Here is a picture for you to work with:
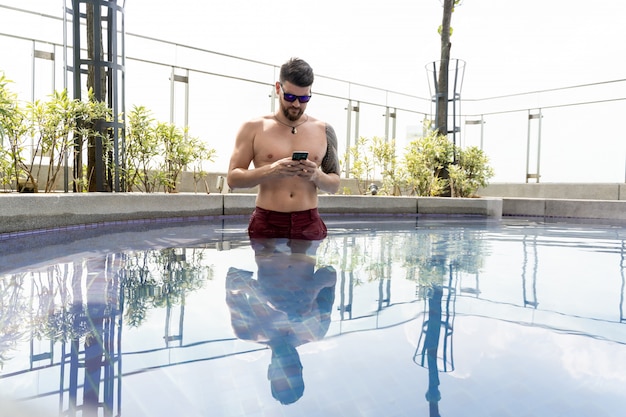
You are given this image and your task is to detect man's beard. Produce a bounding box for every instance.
[282,105,303,122]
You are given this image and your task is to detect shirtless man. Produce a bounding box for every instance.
[227,58,341,240]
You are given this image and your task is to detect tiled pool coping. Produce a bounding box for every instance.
[2,193,626,237]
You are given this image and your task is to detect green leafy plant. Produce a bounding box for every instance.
[0,73,28,191]
[125,106,216,193]
[344,136,374,194]
[125,106,161,192]
[401,129,454,196]
[1,77,111,192]
[158,122,215,193]
[346,130,494,197]
[0,149,14,191]
[28,90,111,192]
[370,136,404,196]
[346,136,408,196]
[448,146,494,197]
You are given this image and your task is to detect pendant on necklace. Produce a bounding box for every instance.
[292,127,297,134]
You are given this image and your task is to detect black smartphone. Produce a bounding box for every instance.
[292,151,308,161]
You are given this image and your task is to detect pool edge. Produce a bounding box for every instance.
[2,193,626,236]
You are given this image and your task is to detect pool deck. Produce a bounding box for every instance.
[2,192,626,236]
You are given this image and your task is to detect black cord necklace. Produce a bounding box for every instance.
[274,115,308,134]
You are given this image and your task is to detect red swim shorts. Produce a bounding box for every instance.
[247,207,328,240]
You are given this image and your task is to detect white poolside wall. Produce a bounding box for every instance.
[0,193,503,235]
[2,191,626,236]
[2,170,626,235]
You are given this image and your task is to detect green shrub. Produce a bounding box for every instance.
[351,129,494,197]
[0,73,27,191]
[125,106,216,193]
[1,74,113,192]
[448,146,494,197]
[402,130,454,196]
[344,136,374,194]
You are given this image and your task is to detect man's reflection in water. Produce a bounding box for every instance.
[226,238,337,404]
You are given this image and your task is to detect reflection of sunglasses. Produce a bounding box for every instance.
[280,84,312,103]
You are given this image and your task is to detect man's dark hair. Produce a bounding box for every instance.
[279,57,314,87]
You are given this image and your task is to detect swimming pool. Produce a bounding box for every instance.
[1,215,625,416]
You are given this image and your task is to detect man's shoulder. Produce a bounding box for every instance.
[237,115,274,136]
[306,116,334,131]
[306,115,323,125]
[242,114,272,126]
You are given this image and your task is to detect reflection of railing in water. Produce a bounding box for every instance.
[3,218,626,414]
[10,337,265,408]
[4,335,250,380]
[414,274,457,374]
[59,303,122,416]
[412,265,458,417]
[2,258,248,417]
[621,240,626,324]
[488,225,626,328]
[326,223,626,334]
[521,234,539,308]
[0,246,216,415]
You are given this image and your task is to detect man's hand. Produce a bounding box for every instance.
[273,157,315,178]
[269,156,339,194]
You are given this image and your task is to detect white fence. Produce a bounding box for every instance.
[1,3,625,183]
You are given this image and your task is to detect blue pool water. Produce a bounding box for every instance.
[0,215,625,416]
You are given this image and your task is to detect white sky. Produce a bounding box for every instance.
[6,0,617,97]
[1,0,626,182]
[121,0,626,97]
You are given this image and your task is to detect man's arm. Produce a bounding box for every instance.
[311,124,341,194]
[227,121,276,190]
[322,124,341,176]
